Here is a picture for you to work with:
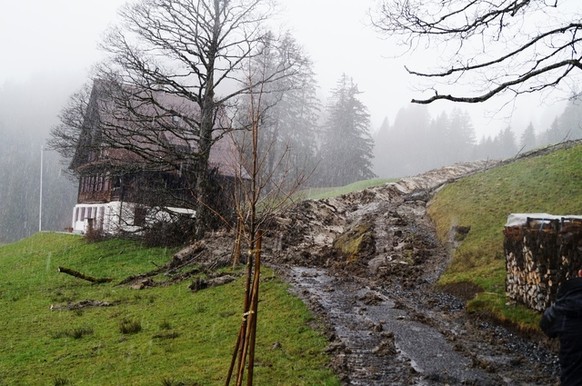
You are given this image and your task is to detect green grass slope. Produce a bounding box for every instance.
[428,143,582,330]
[0,233,338,386]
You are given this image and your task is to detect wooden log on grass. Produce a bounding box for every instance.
[57,266,113,284]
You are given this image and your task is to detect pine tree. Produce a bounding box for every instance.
[373,117,391,177]
[428,111,450,168]
[377,104,431,178]
[541,99,582,146]
[258,34,320,186]
[445,109,476,163]
[491,127,518,159]
[520,122,537,152]
[317,74,375,186]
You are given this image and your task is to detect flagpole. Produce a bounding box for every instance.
[39,145,43,232]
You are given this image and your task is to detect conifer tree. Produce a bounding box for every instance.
[317,74,375,186]
[520,122,537,152]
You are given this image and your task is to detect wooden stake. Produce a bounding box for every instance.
[226,232,263,386]
[247,231,262,386]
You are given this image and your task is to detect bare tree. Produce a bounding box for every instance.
[48,84,92,164]
[51,0,305,239]
[101,0,274,239]
[226,43,311,386]
[372,1,582,104]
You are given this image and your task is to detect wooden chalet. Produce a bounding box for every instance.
[70,79,244,234]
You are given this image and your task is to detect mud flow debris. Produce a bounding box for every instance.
[267,162,559,385]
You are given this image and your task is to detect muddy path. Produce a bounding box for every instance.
[284,265,558,385]
[266,161,560,385]
[288,267,491,385]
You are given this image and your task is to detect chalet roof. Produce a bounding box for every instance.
[72,79,246,179]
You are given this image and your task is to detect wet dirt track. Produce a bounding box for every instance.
[290,267,492,385]
[286,264,558,385]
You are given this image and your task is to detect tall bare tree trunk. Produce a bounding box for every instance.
[194,1,219,239]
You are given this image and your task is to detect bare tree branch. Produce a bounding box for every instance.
[373,0,582,103]
[413,58,582,103]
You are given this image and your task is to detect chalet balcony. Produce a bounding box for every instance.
[78,188,122,204]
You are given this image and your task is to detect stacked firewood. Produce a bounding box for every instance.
[504,214,582,311]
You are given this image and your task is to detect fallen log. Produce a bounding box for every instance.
[57,266,113,284]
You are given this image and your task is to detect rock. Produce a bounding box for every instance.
[368,255,391,274]
[131,278,154,290]
[271,341,282,350]
[358,291,384,305]
[50,299,118,311]
[209,274,236,287]
[332,221,375,263]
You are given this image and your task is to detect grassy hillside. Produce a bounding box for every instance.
[428,143,582,330]
[0,233,338,385]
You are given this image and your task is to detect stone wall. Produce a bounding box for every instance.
[504,214,582,311]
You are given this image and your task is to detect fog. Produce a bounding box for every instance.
[0,0,574,243]
[0,75,80,242]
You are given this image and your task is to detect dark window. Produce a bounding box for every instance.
[82,176,89,193]
[113,176,121,189]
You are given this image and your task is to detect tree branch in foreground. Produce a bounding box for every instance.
[373,0,582,104]
[411,59,582,104]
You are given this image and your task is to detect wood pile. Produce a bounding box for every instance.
[504,214,582,311]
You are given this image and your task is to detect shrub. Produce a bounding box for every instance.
[119,318,142,334]
[142,216,196,247]
[52,326,94,340]
[53,377,71,386]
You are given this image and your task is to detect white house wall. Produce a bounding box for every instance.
[71,201,195,234]
[72,201,123,234]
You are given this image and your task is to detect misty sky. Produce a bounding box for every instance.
[0,0,566,138]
